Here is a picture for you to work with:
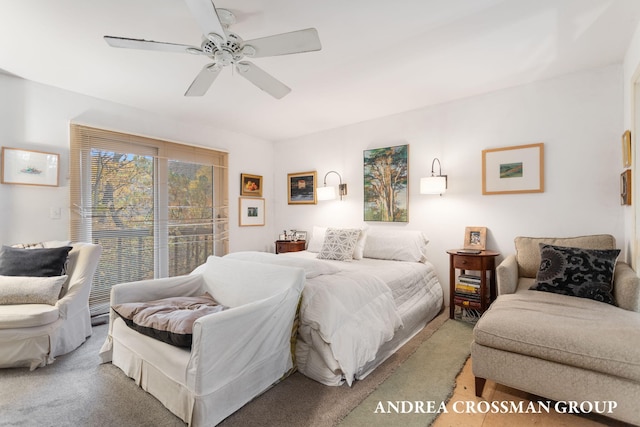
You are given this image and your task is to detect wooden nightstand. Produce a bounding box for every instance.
[446,249,499,319]
[275,240,306,254]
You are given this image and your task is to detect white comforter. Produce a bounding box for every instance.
[224,251,403,386]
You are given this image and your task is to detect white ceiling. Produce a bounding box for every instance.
[1,0,640,141]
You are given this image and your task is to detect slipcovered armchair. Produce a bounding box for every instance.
[0,242,102,370]
[472,235,640,425]
[99,255,305,427]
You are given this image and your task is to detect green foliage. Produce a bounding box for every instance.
[89,151,215,304]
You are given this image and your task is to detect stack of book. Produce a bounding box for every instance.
[454,274,482,309]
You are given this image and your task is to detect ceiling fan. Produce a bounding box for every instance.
[104,0,321,99]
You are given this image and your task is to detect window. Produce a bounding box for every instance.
[70,124,228,319]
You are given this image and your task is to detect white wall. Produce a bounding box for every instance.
[273,65,625,303]
[0,72,276,252]
[623,20,640,270]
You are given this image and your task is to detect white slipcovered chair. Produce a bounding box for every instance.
[0,242,102,370]
[99,255,306,427]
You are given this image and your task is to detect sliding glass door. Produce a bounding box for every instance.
[70,125,228,318]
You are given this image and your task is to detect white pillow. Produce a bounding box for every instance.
[352,226,369,260]
[306,226,327,253]
[0,275,68,305]
[363,228,429,262]
[317,228,361,261]
[12,240,72,249]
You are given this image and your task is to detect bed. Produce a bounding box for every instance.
[225,226,443,386]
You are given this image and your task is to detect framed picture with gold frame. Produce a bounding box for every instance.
[621,170,632,206]
[463,226,487,250]
[1,147,59,187]
[240,173,262,197]
[622,130,632,168]
[287,171,317,204]
[239,197,265,226]
[482,143,544,195]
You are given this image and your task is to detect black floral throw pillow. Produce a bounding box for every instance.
[529,244,620,305]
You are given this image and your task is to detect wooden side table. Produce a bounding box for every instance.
[275,240,306,254]
[446,249,500,319]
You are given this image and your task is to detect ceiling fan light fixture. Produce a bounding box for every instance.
[206,32,225,47]
[214,50,234,65]
[216,8,236,27]
[207,63,222,72]
[104,0,321,98]
[242,45,256,57]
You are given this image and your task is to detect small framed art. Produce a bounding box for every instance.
[622,130,632,168]
[241,173,263,197]
[287,171,317,204]
[482,143,544,195]
[1,147,59,187]
[621,170,632,206]
[239,197,265,226]
[464,226,487,250]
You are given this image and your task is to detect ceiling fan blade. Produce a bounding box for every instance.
[184,63,223,96]
[104,36,200,54]
[236,61,291,99]
[244,28,321,58]
[184,0,228,43]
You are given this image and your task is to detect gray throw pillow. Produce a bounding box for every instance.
[316,228,361,261]
[530,244,620,305]
[0,246,72,277]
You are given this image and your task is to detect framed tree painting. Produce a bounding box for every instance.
[482,143,544,195]
[287,171,317,204]
[363,144,409,222]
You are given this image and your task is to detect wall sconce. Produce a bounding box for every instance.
[420,158,447,195]
[317,170,347,201]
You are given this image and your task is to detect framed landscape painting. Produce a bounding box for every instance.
[363,144,408,222]
[482,143,544,195]
[1,147,59,187]
[287,171,317,204]
[238,197,265,226]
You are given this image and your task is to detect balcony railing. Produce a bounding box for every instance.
[89,226,228,317]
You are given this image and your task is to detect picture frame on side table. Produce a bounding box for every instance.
[239,197,265,226]
[621,170,632,206]
[287,171,317,204]
[240,173,263,197]
[1,147,60,187]
[463,226,487,250]
[622,130,632,168]
[482,143,544,195]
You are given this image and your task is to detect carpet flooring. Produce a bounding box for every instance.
[0,311,474,427]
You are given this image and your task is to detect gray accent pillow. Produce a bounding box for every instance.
[112,293,227,347]
[530,244,620,305]
[316,228,361,261]
[0,275,68,305]
[0,246,72,277]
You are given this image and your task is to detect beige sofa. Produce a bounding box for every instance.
[471,235,640,426]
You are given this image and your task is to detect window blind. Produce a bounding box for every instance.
[70,124,229,318]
